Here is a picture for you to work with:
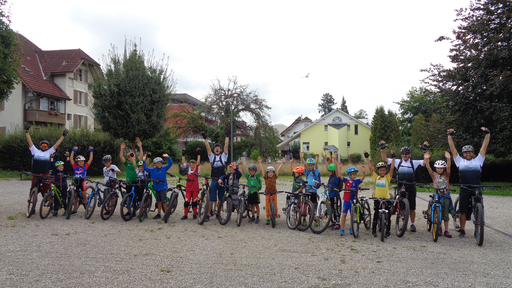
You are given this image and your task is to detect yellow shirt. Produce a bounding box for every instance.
[372,172,391,199]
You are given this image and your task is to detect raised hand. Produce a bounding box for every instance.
[481,127,490,134]
[281,157,286,163]
[424,151,431,159]
[258,157,262,163]
[163,153,169,158]
[136,138,142,147]
[447,128,456,136]
[379,140,388,149]
[62,129,69,137]
[120,142,125,150]
[300,152,304,159]
[361,165,366,172]
[290,158,294,164]
[240,158,244,164]
[444,151,451,159]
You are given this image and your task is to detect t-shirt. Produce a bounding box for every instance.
[292,175,305,193]
[208,152,228,178]
[454,154,485,186]
[103,164,120,184]
[124,160,137,182]
[264,174,278,193]
[143,157,173,191]
[186,165,201,192]
[305,168,321,193]
[327,174,342,198]
[29,145,56,174]
[72,163,90,178]
[245,172,261,194]
[341,178,362,202]
[388,158,424,182]
[372,172,391,199]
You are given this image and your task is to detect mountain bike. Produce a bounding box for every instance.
[453,184,500,246]
[27,173,52,218]
[120,179,154,222]
[391,179,414,237]
[39,175,70,219]
[66,176,88,220]
[285,189,314,231]
[138,178,164,222]
[84,179,107,220]
[237,184,258,225]
[421,185,455,242]
[310,181,333,234]
[217,182,241,225]
[259,191,282,228]
[347,187,371,239]
[370,197,394,242]
[195,175,217,225]
[99,178,124,220]
[163,173,193,223]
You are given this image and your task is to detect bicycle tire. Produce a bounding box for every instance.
[120,194,136,222]
[27,187,38,218]
[380,213,386,242]
[197,189,210,225]
[270,200,277,228]
[237,197,245,227]
[100,193,117,220]
[39,192,53,219]
[66,188,75,220]
[163,191,178,223]
[427,200,433,232]
[351,204,359,238]
[139,192,151,223]
[311,201,331,234]
[297,199,314,232]
[362,199,371,230]
[218,196,232,225]
[453,196,461,232]
[286,204,300,230]
[432,205,440,242]
[395,198,410,237]
[475,203,484,246]
[85,192,98,220]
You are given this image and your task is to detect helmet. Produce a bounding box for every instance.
[229,163,238,169]
[376,162,387,169]
[400,147,412,154]
[462,145,474,152]
[55,161,64,167]
[346,167,359,174]
[213,143,222,149]
[248,164,257,171]
[179,163,189,176]
[39,140,50,147]
[293,166,305,174]
[327,164,336,172]
[75,155,86,161]
[137,161,143,166]
[102,155,112,164]
[266,166,275,172]
[153,157,163,164]
[434,160,447,168]
[306,158,316,164]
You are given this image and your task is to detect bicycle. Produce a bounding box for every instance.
[259,191,282,228]
[27,173,52,218]
[163,173,194,223]
[99,178,124,220]
[237,183,258,226]
[310,181,333,234]
[84,179,107,220]
[346,187,371,239]
[452,184,500,246]
[421,185,456,242]
[39,173,71,219]
[120,179,153,222]
[65,176,89,220]
[370,197,394,242]
[217,182,241,226]
[195,175,217,225]
[391,179,415,237]
[285,189,314,231]
[138,178,165,222]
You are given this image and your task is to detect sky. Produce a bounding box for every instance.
[10,0,471,126]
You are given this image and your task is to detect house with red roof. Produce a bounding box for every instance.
[0,34,100,134]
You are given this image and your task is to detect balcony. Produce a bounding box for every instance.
[25,109,66,125]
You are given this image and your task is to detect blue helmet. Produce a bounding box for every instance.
[306,157,316,164]
[346,167,359,174]
[55,161,64,167]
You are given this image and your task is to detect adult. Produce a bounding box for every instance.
[25,123,68,215]
[447,127,490,237]
[380,140,428,232]
[202,130,229,221]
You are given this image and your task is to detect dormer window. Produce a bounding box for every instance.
[332,116,342,123]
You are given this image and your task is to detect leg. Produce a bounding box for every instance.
[272,194,278,219]
[265,194,270,218]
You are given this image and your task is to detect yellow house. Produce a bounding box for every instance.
[277,109,371,159]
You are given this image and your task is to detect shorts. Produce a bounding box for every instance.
[155,189,167,202]
[458,188,474,215]
[308,192,318,204]
[248,192,260,205]
[342,200,352,214]
[398,184,417,211]
[441,197,451,222]
[209,181,225,202]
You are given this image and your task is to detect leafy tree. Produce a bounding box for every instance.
[252,121,281,160]
[290,140,300,160]
[369,106,401,158]
[339,96,349,114]
[353,109,368,120]
[0,0,21,102]
[318,93,337,116]
[410,114,427,148]
[92,42,176,148]
[422,0,512,157]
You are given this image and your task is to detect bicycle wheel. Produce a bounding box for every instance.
[197,189,210,225]
[100,193,117,220]
[120,194,136,221]
[475,203,484,246]
[66,188,75,220]
[426,201,433,232]
[297,199,314,232]
[163,191,178,223]
[286,204,300,230]
[311,201,331,234]
[218,197,232,225]
[39,192,53,219]
[452,196,460,232]
[395,198,410,237]
[85,192,98,220]
[139,192,151,222]
[237,197,245,227]
[380,213,386,242]
[351,205,359,238]
[362,199,371,230]
[432,205,440,242]
[27,187,38,218]
[270,200,277,228]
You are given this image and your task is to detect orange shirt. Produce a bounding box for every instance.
[264,174,278,192]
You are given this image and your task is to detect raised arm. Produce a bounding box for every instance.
[389,150,396,176]
[24,124,34,147]
[119,142,126,163]
[258,157,264,176]
[87,146,94,166]
[447,128,458,159]
[424,151,434,176]
[223,136,229,155]
[196,148,201,164]
[379,140,389,163]
[364,150,373,175]
[136,138,144,161]
[70,146,77,166]
[202,132,212,156]
[444,151,451,175]
[314,153,319,169]
[290,158,294,171]
[182,149,187,165]
[480,127,490,157]
[300,151,305,166]
[333,152,340,177]
[240,157,246,175]
[52,129,68,150]
[360,165,366,182]
[275,157,285,177]
[321,153,328,171]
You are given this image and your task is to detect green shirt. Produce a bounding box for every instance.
[124,160,137,182]
[292,175,305,193]
[244,172,261,194]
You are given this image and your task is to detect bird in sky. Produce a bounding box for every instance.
[302,73,310,78]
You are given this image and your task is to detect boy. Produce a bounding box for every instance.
[365,150,396,238]
[424,151,454,238]
[300,152,321,206]
[102,155,121,199]
[240,158,262,224]
[337,162,366,236]
[321,153,342,230]
[218,163,243,215]
[51,151,71,216]
[120,141,141,202]
[259,156,285,225]
[181,148,201,220]
[70,146,94,214]
[142,151,173,219]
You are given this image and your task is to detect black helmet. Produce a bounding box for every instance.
[213,143,222,149]
[102,155,112,164]
[400,147,412,154]
[179,163,189,176]
[39,140,50,146]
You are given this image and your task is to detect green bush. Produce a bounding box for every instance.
[184,141,208,164]
[348,153,363,164]
[250,149,260,161]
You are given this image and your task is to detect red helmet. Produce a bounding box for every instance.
[229,163,238,169]
[293,166,305,174]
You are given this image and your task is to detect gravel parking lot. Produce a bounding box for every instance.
[1,178,511,287]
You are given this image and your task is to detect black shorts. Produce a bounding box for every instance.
[398,184,417,211]
[247,192,260,205]
[458,188,474,216]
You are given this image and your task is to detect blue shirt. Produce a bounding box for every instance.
[143,157,173,191]
[327,174,342,198]
[305,167,321,193]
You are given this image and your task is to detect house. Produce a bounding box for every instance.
[0,34,100,135]
[277,109,371,159]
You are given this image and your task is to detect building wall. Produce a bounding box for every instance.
[61,65,94,130]
[0,82,24,134]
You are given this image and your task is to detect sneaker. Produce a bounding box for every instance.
[444,231,453,238]
[255,218,260,224]
[153,214,161,219]
[181,215,188,220]
[71,209,77,215]
[349,228,353,235]
[53,211,58,217]
[410,224,417,232]
[248,216,255,223]
[62,211,67,217]
[126,211,132,217]
[458,229,466,237]
[193,215,197,220]
[302,220,307,226]
[339,229,345,236]
[273,219,277,226]
[439,228,443,236]
[266,219,270,225]
[372,230,377,237]
[385,231,391,238]
[314,221,320,227]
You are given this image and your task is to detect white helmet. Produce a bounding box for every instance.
[153,157,163,164]
[75,155,86,161]
[266,166,275,172]
[434,160,447,168]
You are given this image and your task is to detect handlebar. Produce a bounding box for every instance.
[166,172,194,182]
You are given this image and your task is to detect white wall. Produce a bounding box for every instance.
[0,82,24,134]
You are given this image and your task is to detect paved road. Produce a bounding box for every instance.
[1,179,511,287]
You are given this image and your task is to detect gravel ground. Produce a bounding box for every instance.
[1,178,512,287]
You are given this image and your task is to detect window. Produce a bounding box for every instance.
[304,123,309,128]
[74,90,88,106]
[324,125,328,131]
[74,114,88,129]
[49,99,65,113]
[355,124,359,135]
[347,125,351,131]
[0,101,4,111]
[333,116,342,122]
[0,127,5,135]
[303,142,310,152]
[25,92,37,109]
[39,97,49,111]
[67,113,73,121]
[347,141,351,148]
[77,69,83,82]
[324,142,328,146]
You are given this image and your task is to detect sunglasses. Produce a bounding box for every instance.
[41,144,48,147]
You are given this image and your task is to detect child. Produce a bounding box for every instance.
[51,151,71,216]
[142,151,172,219]
[424,151,454,238]
[218,163,243,215]
[321,153,342,230]
[337,162,366,236]
[70,146,93,214]
[300,152,321,206]
[290,158,305,195]
[258,156,285,225]
[121,141,141,202]
[240,158,262,224]
[365,150,396,238]
[102,155,121,199]
[181,148,201,220]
